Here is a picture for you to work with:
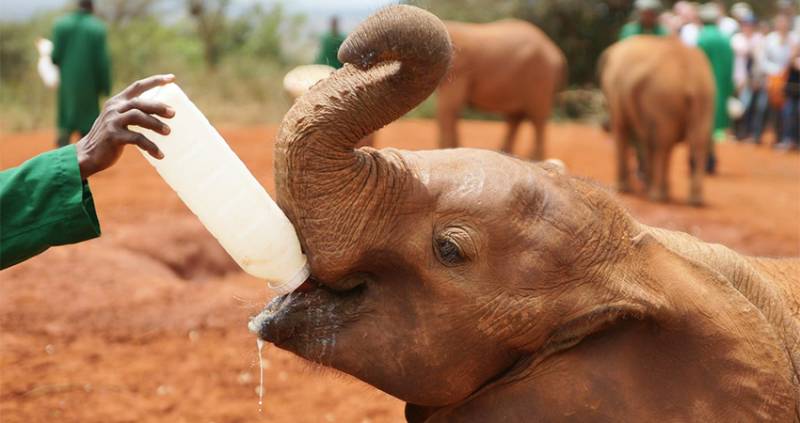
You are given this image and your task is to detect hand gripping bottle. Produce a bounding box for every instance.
[132,83,309,294]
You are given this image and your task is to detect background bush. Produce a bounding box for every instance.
[1,0,781,131]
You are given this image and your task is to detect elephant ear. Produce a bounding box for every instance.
[618,232,768,325]
[608,233,797,418]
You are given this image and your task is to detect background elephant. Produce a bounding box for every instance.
[437,19,566,161]
[600,36,715,206]
[253,6,800,421]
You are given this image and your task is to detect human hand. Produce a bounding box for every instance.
[76,74,176,179]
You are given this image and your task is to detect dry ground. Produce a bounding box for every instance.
[1,120,798,422]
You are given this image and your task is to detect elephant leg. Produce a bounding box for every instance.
[688,136,708,207]
[500,115,523,155]
[530,119,547,161]
[438,109,460,149]
[660,144,673,201]
[647,143,669,203]
[436,80,467,149]
[612,118,632,193]
[638,123,655,192]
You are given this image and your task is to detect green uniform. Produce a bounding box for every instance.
[697,24,735,133]
[315,31,346,69]
[52,10,111,144]
[619,22,667,40]
[0,145,101,269]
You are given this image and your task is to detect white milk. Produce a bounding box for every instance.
[132,83,309,294]
[257,338,266,412]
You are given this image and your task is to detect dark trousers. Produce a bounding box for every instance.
[781,96,800,145]
[735,87,763,140]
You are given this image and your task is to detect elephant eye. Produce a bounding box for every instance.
[435,237,465,266]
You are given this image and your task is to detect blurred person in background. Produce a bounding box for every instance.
[777,42,800,150]
[697,3,735,173]
[315,16,346,69]
[675,1,701,45]
[730,2,754,26]
[619,0,667,40]
[52,0,111,148]
[731,15,766,142]
[759,20,772,37]
[715,1,740,36]
[0,75,174,269]
[758,14,798,146]
[660,10,682,36]
[776,0,799,37]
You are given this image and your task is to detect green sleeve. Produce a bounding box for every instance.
[0,145,101,269]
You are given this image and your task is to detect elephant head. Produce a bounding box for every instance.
[262,3,628,402]
[254,5,799,420]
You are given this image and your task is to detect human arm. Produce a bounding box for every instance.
[0,75,175,269]
[0,145,99,269]
[76,74,175,179]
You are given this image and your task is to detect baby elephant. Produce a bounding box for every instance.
[600,36,715,206]
[438,18,566,160]
[253,6,800,421]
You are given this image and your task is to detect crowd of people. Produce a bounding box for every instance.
[624,0,800,152]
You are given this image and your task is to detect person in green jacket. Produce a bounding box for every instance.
[0,74,176,269]
[619,0,668,40]
[52,0,111,148]
[315,16,346,69]
[697,3,735,174]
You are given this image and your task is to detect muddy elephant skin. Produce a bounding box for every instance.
[255,6,800,422]
[437,19,566,161]
[601,36,715,206]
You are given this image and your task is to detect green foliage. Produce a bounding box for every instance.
[406,0,632,86]
[407,0,781,87]
[0,2,304,132]
[0,12,61,131]
[517,0,632,86]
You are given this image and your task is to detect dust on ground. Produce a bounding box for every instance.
[1,120,798,422]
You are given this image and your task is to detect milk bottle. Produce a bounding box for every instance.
[132,83,309,294]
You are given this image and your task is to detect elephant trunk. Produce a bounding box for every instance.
[274,5,452,280]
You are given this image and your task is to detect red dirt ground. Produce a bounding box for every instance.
[1,120,798,422]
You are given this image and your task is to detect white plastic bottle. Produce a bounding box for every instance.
[132,83,309,294]
[36,38,59,88]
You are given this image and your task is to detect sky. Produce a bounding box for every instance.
[0,0,399,24]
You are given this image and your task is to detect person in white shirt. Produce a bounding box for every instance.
[755,14,799,145]
[675,1,701,45]
[715,1,740,36]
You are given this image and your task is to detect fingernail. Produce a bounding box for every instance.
[156,150,164,159]
[162,125,171,135]
[166,107,175,117]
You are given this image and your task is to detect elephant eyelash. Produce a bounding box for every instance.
[434,237,465,266]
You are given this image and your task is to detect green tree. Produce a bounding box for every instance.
[407,0,780,86]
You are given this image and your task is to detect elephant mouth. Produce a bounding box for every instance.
[249,278,367,352]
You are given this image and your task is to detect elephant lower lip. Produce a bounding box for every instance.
[248,294,303,343]
[248,281,366,345]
